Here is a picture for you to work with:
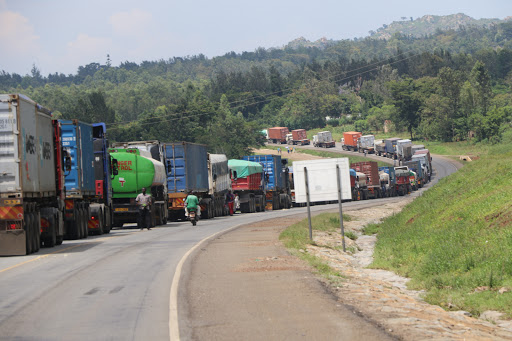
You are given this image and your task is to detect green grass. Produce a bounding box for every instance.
[279,212,352,281]
[371,144,512,317]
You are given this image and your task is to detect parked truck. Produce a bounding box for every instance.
[396,139,413,162]
[375,140,387,157]
[164,142,215,220]
[267,127,289,144]
[403,160,426,188]
[358,134,375,154]
[394,168,412,196]
[89,123,118,235]
[288,129,310,145]
[350,161,382,199]
[228,159,266,213]
[109,144,167,227]
[59,119,98,240]
[384,137,401,159]
[350,169,368,200]
[0,94,73,255]
[313,131,336,148]
[206,153,231,217]
[379,166,397,197]
[243,154,292,210]
[341,131,362,151]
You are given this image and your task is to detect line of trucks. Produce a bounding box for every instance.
[0,94,295,256]
[264,127,336,148]
[0,95,434,256]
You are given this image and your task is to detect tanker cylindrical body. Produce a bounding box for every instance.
[109,148,166,227]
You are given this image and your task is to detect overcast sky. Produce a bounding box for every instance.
[1,0,511,76]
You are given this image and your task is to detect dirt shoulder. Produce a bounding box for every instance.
[180,200,512,340]
[307,199,512,340]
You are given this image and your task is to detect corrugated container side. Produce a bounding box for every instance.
[165,142,208,193]
[268,127,289,140]
[384,138,401,153]
[243,154,282,190]
[78,121,95,193]
[210,154,230,194]
[351,161,380,186]
[0,95,21,194]
[291,129,307,140]
[0,95,57,196]
[59,120,95,197]
[343,132,361,146]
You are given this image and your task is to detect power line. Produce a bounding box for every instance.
[106,45,435,130]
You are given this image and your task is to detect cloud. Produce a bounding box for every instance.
[0,10,39,53]
[61,34,112,72]
[109,9,152,37]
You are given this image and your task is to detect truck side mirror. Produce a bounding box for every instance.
[111,158,119,176]
[64,156,72,172]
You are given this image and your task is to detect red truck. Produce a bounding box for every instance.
[350,161,382,199]
[228,159,266,213]
[342,131,362,151]
[267,127,289,144]
[289,129,310,145]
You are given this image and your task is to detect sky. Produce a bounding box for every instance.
[1,0,511,76]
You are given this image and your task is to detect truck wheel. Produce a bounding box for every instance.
[25,212,33,255]
[45,215,57,247]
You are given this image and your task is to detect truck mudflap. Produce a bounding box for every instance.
[0,229,26,256]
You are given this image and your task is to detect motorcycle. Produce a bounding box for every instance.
[189,208,198,226]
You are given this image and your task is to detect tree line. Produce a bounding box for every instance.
[1,23,512,157]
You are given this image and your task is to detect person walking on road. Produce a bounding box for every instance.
[277,147,281,154]
[136,187,152,230]
[226,190,235,216]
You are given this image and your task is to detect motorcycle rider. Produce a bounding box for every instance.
[185,190,200,220]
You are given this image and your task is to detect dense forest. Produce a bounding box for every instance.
[2,19,512,157]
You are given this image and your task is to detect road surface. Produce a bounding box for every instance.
[0,146,461,340]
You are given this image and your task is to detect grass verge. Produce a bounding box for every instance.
[371,144,512,317]
[279,212,352,283]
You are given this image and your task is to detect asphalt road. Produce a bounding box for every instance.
[0,146,461,341]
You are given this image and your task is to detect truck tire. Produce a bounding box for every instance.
[25,212,33,255]
[103,206,112,233]
[45,214,57,247]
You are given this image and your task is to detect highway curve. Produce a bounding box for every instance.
[0,145,461,340]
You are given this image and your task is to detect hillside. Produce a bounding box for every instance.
[370,13,509,39]
[370,140,512,316]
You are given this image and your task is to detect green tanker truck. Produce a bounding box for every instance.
[108,147,168,228]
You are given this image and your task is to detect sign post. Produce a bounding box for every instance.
[336,164,346,252]
[304,167,313,241]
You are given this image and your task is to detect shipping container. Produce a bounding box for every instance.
[384,137,401,158]
[267,127,289,144]
[0,94,68,255]
[59,120,96,198]
[342,131,362,151]
[243,154,291,210]
[290,129,310,145]
[350,161,382,199]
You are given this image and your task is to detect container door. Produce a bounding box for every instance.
[165,144,186,192]
[0,96,20,193]
[60,121,80,195]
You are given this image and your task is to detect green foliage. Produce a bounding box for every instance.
[371,148,512,316]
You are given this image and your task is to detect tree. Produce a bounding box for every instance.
[469,61,492,114]
[388,78,422,139]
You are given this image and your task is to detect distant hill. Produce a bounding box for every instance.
[370,13,508,39]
